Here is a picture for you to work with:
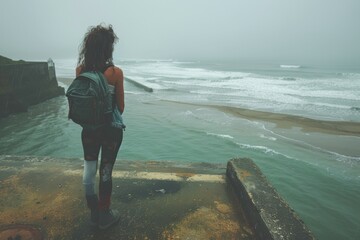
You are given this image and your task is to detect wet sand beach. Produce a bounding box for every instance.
[162,100,360,137]
[213,105,360,137]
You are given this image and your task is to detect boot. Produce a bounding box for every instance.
[98,209,120,230]
[86,195,99,226]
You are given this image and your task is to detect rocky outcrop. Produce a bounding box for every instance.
[0,56,65,117]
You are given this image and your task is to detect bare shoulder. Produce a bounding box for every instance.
[104,66,123,82]
[114,66,124,80]
[75,65,83,77]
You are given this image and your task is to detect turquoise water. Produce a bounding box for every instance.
[0,60,359,239]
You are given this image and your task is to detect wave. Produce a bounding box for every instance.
[57,81,68,91]
[259,134,277,141]
[118,58,174,63]
[282,77,297,81]
[260,124,360,166]
[122,60,251,82]
[340,72,360,79]
[236,142,295,160]
[280,65,301,69]
[56,59,360,122]
[177,108,233,126]
[206,132,234,139]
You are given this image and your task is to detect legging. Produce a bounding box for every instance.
[81,126,123,210]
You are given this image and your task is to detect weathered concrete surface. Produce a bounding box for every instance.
[0,58,65,117]
[226,158,315,240]
[0,155,255,240]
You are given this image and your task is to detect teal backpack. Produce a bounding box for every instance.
[66,71,112,128]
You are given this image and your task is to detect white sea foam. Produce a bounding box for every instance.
[122,60,250,81]
[183,110,194,116]
[236,142,295,160]
[206,132,234,139]
[57,81,68,91]
[340,72,360,79]
[280,65,301,68]
[259,134,277,141]
[260,124,360,165]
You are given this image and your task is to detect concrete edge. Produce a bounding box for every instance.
[0,155,225,183]
[64,169,225,183]
[226,158,315,240]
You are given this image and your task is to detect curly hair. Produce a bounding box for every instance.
[78,24,118,72]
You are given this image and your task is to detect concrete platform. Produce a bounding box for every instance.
[0,155,314,240]
[0,155,255,240]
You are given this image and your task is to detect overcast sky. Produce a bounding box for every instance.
[1,0,359,66]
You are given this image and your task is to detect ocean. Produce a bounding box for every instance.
[0,59,359,239]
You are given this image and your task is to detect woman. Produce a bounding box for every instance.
[76,24,125,229]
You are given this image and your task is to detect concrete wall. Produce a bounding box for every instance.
[227,158,315,240]
[0,60,64,117]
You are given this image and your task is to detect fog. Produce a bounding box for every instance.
[1,0,359,66]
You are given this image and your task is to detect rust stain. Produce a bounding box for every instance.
[0,224,43,240]
[214,201,232,214]
[162,207,241,240]
[239,170,252,181]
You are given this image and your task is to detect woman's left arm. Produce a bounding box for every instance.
[115,68,125,114]
[75,66,82,77]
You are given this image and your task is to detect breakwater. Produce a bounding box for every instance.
[125,77,153,92]
[0,57,65,117]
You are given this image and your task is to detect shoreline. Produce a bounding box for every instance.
[162,100,360,137]
[213,104,360,137]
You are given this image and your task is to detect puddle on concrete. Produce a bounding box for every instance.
[0,156,255,239]
[0,224,44,240]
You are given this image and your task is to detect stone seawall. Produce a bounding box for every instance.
[0,59,65,117]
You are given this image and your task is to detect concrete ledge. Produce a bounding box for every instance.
[64,169,225,183]
[226,158,315,240]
